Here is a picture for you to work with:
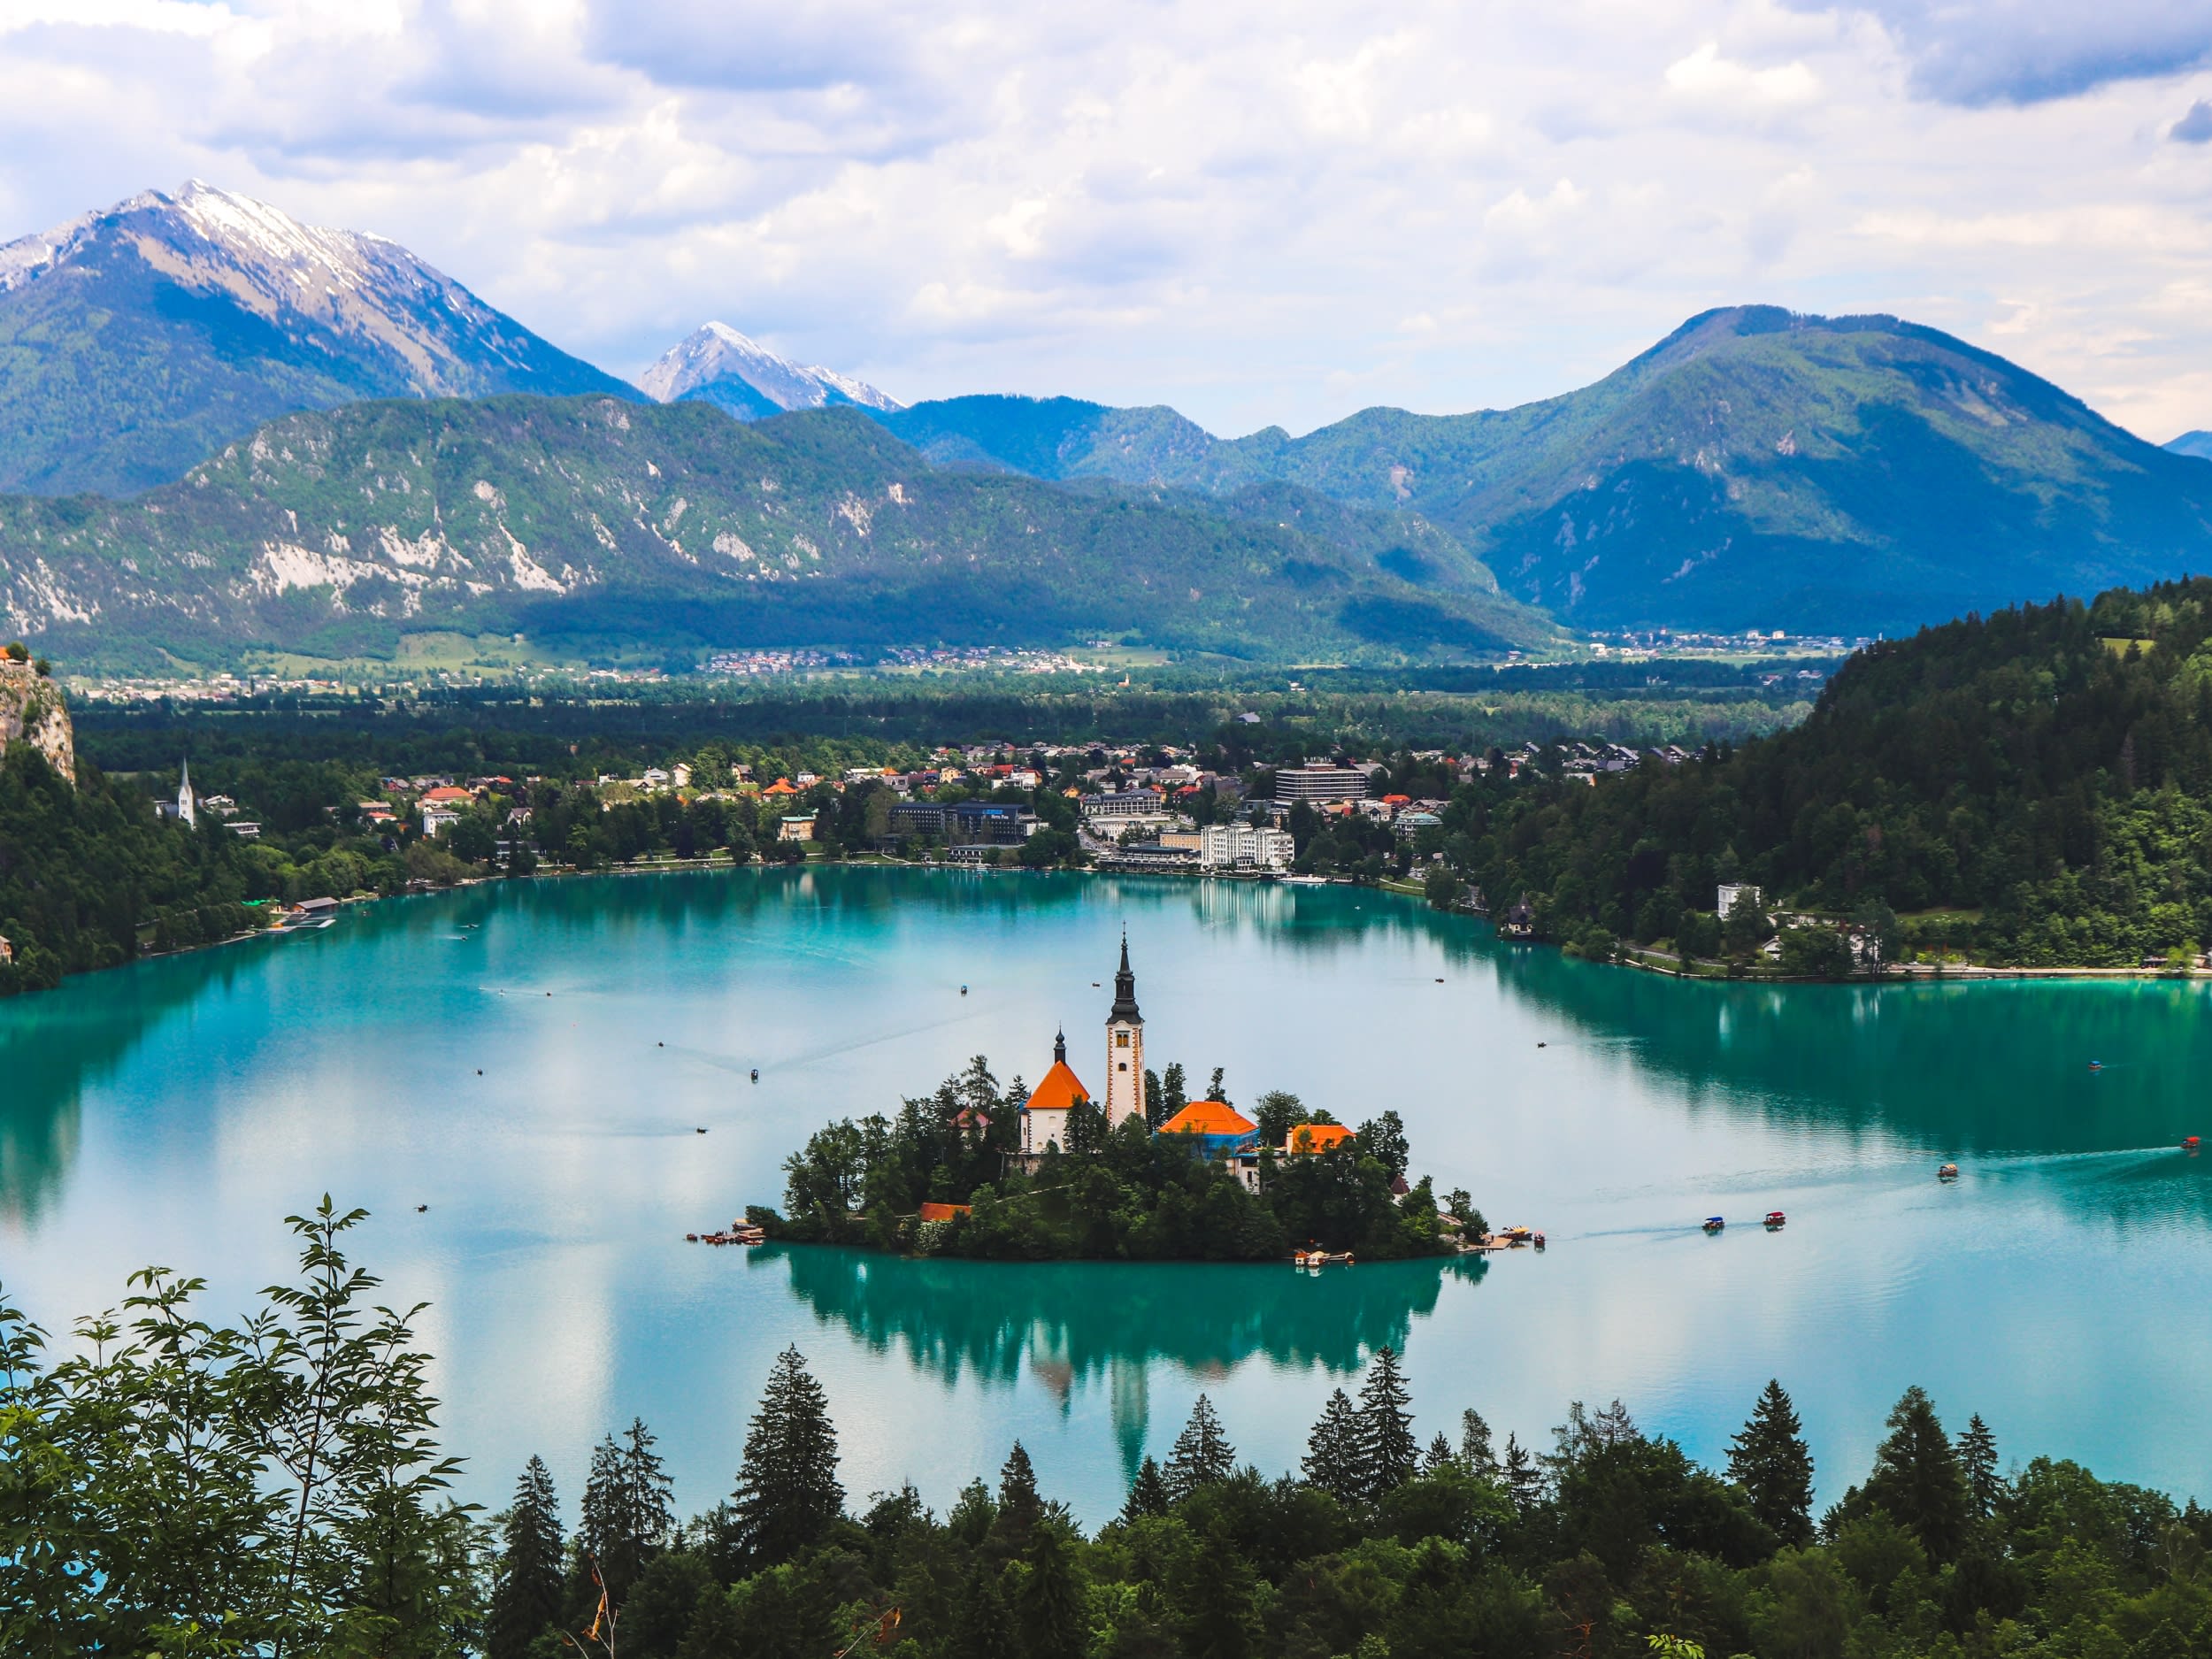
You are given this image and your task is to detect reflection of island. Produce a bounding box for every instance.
[761,1243,1484,1471]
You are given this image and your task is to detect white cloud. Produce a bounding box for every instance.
[0,0,2208,440]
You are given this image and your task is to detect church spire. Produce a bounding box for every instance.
[1109,931,1141,1024]
[1054,1026,1066,1064]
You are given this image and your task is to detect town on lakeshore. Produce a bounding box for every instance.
[736,937,1509,1264]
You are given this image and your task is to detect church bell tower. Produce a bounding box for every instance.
[1104,933,1146,1127]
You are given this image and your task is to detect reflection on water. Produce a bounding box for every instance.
[9,863,2212,1517]
[769,1243,1485,1471]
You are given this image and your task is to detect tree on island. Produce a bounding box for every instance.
[726,1346,844,1571]
[1165,1395,1237,1501]
[1726,1379,1816,1548]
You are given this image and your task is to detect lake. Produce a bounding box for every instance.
[5,865,2208,1526]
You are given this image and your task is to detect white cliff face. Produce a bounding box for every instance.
[637,322,901,415]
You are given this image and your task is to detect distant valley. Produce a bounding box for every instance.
[4,182,2212,661]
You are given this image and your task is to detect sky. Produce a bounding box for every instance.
[3,0,2212,441]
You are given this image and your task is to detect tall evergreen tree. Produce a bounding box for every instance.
[1352,1346,1418,1501]
[993,1441,1043,1554]
[1861,1386,1971,1563]
[486,1456,565,1659]
[1956,1414,2001,1519]
[728,1346,846,1570]
[1122,1455,1171,1523]
[1502,1433,1544,1512]
[1017,1525,1087,1659]
[1165,1395,1236,1502]
[1459,1408,1498,1477]
[1205,1067,1229,1106]
[954,1559,1018,1659]
[1302,1389,1362,1505]
[1726,1379,1816,1548]
[1421,1432,1456,1475]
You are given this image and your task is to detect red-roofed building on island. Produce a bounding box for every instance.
[1020,1030,1092,1156]
[1284,1123,1355,1156]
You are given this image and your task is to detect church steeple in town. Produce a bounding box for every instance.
[1054,1026,1067,1064]
[175,757,196,829]
[1110,930,1142,1023]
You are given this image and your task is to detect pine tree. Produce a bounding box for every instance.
[576,1417,674,1607]
[728,1345,846,1570]
[1352,1346,1417,1501]
[1165,1395,1236,1502]
[1502,1432,1544,1512]
[1861,1385,1970,1563]
[1122,1455,1171,1522]
[993,1441,1043,1553]
[1422,1432,1456,1475]
[1957,1414,2001,1518]
[1301,1389,1362,1504]
[1726,1379,1816,1548]
[1206,1067,1229,1106]
[1016,1525,1086,1659]
[486,1456,565,1659]
[1459,1408,1498,1477]
[955,1559,1018,1659]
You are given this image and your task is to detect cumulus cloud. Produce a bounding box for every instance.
[0,0,2210,440]
[1793,0,2212,106]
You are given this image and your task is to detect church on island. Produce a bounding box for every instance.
[1014,937,1282,1177]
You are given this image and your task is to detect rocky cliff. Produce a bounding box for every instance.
[0,659,73,782]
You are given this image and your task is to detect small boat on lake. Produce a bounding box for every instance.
[2185,1136,2200,1151]
[1702,1216,1725,1233]
[1938,1163,1960,1180]
[1764,1210,1786,1227]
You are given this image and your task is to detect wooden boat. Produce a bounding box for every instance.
[1938,1163,1960,1180]
[1701,1216,1725,1233]
[1292,1248,1356,1266]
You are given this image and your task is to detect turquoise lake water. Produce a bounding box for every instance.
[5,866,2209,1525]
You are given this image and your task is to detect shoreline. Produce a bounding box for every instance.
[32,853,2212,999]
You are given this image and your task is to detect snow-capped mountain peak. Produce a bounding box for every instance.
[637,321,901,419]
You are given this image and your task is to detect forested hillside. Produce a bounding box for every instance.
[0,396,1555,669]
[1440,579,2212,967]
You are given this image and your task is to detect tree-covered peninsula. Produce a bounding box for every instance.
[755,1057,1465,1262]
[1427,579,2212,971]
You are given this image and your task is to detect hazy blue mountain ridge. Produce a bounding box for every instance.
[877,309,2212,635]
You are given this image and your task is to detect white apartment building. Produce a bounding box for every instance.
[1199,823,1296,871]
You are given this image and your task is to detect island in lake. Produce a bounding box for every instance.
[748,938,1488,1263]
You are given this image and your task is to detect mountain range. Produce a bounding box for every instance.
[0,182,632,496]
[4,182,2212,659]
[0,396,1553,670]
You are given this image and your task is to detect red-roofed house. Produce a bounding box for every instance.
[1160,1099,1257,1147]
[1284,1123,1355,1156]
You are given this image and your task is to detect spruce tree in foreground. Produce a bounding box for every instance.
[1302,1389,1362,1505]
[578,1417,673,1607]
[1122,1455,1171,1522]
[1018,1525,1087,1659]
[1165,1394,1236,1501]
[1861,1385,1970,1562]
[1459,1406,1498,1476]
[485,1455,565,1659]
[728,1345,845,1570]
[993,1440,1043,1553]
[1727,1379,1816,1547]
[1957,1413,2001,1518]
[1353,1346,1418,1501]
[1502,1432,1544,1511]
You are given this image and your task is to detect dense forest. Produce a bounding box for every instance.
[1429,580,2212,968]
[12,1208,2212,1658]
[764,1059,1460,1261]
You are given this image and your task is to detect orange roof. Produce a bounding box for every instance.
[420,786,472,803]
[1026,1060,1091,1114]
[919,1202,972,1223]
[763,778,799,795]
[1161,1099,1257,1137]
[1286,1123,1355,1155]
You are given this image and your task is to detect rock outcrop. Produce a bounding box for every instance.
[0,658,73,783]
